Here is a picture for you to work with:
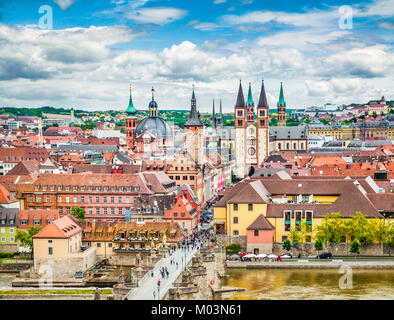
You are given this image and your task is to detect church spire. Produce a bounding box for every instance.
[258,79,269,109]
[235,80,245,108]
[126,82,137,115]
[151,86,155,101]
[278,82,286,107]
[185,84,202,126]
[220,99,223,118]
[246,82,254,107]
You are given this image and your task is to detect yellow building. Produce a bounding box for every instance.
[214,174,386,252]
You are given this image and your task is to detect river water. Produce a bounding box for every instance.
[216,269,394,300]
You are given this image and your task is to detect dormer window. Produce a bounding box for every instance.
[34,220,41,225]
[21,220,28,226]
[35,186,39,191]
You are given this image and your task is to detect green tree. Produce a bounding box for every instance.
[282,239,292,252]
[15,226,43,257]
[71,207,85,221]
[225,243,241,254]
[350,239,361,258]
[371,218,390,247]
[315,238,324,258]
[345,212,374,246]
[315,212,346,250]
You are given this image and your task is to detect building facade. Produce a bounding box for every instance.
[234,80,270,178]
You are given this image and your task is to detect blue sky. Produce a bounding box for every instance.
[0,0,393,112]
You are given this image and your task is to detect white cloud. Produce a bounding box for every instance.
[54,0,78,10]
[194,22,221,31]
[213,0,227,4]
[124,7,187,25]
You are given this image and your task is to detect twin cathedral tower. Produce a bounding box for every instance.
[125,80,287,179]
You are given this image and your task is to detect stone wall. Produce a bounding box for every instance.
[216,235,247,251]
[247,243,273,254]
[0,244,18,253]
[272,242,392,257]
[108,252,162,267]
[34,247,96,279]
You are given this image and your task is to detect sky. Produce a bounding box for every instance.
[0,0,393,112]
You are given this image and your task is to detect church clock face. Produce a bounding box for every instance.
[248,147,256,156]
[249,128,254,135]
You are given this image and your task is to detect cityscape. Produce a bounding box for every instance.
[0,0,393,308]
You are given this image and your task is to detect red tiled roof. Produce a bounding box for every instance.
[247,215,275,230]
[33,215,82,239]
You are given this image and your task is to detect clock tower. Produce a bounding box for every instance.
[234,80,270,178]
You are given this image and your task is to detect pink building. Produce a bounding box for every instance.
[246,214,275,254]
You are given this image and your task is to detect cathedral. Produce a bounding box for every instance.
[234,80,270,178]
[125,85,173,155]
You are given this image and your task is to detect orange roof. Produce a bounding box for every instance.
[0,184,16,204]
[33,215,82,239]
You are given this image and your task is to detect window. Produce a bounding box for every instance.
[126,197,130,204]
[46,196,50,203]
[104,208,107,215]
[174,212,178,217]
[73,186,77,192]
[111,197,115,203]
[118,208,122,215]
[96,187,100,192]
[233,217,238,224]
[175,176,180,181]
[10,228,14,234]
[81,196,85,203]
[118,197,122,203]
[59,207,63,214]
[66,196,70,203]
[48,247,53,255]
[295,211,302,231]
[254,230,259,237]
[183,176,187,181]
[97,243,101,248]
[29,196,33,202]
[248,204,253,211]
[284,210,291,232]
[66,207,70,214]
[36,196,42,203]
[108,243,112,248]
[89,197,92,203]
[65,186,70,191]
[234,204,238,211]
[111,208,115,215]
[306,211,313,232]
[48,240,52,243]
[81,186,86,192]
[282,236,288,242]
[73,197,77,203]
[181,212,185,217]
[96,208,100,215]
[89,208,93,215]
[233,230,239,236]
[1,237,5,242]
[34,220,41,226]
[0,228,4,234]
[190,176,195,181]
[21,220,28,226]
[111,187,116,192]
[103,197,107,203]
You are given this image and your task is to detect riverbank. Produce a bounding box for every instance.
[226,260,394,269]
[216,268,394,300]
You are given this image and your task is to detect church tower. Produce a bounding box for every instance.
[125,83,138,149]
[184,85,204,166]
[277,82,287,126]
[234,80,270,178]
[257,80,270,166]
